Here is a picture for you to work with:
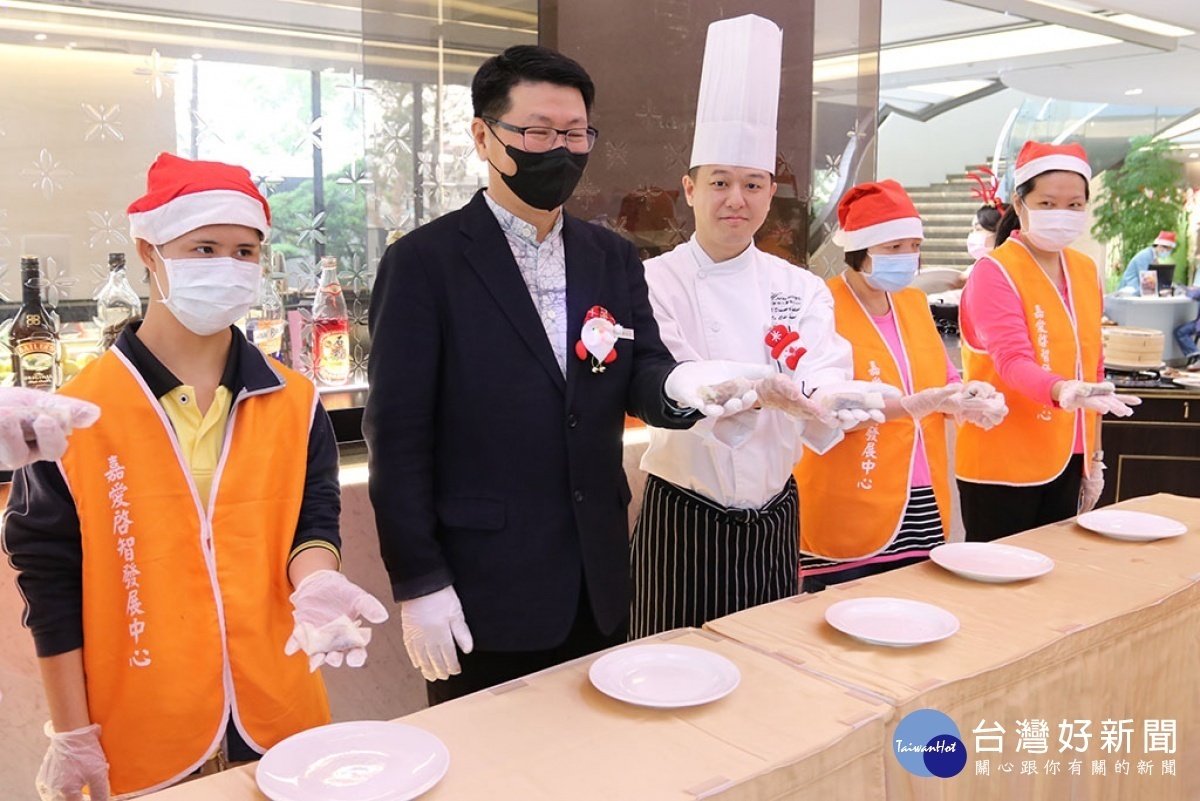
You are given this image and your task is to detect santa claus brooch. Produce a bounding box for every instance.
[765,323,806,370]
[576,305,627,373]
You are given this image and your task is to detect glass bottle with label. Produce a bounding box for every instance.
[10,256,60,390]
[247,251,286,361]
[95,252,143,351]
[311,256,350,386]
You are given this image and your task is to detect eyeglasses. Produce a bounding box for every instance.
[482,116,599,154]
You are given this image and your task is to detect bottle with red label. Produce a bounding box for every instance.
[311,256,350,386]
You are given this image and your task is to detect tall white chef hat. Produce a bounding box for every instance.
[689,14,782,174]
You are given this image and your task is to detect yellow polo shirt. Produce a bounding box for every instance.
[159,385,232,509]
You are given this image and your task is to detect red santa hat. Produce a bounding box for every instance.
[127,152,271,245]
[583,305,615,325]
[833,179,923,251]
[1012,141,1091,187]
[1154,230,1177,249]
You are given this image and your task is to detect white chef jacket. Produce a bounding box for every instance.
[640,237,853,509]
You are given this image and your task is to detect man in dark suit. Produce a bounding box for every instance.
[365,45,769,704]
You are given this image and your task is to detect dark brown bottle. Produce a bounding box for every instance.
[10,256,60,390]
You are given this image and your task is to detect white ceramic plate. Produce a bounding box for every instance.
[825,597,959,647]
[1170,374,1200,389]
[1076,509,1188,542]
[588,643,740,708]
[930,542,1054,583]
[256,721,449,801]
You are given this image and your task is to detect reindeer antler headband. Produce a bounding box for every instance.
[967,166,1005,212]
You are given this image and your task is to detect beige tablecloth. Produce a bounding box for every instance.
[146,629,889,800]
[705,493,1200,800]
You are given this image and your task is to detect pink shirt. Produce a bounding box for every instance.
[870,309,961,488]
[959,252,1104,454]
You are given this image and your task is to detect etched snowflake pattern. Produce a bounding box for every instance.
[255,175,285,197]
[0,209,10,248]
[83,104,123,142]
[339,254,373,294]
[374,121,412,158]
[664,216,690,246]
[349,343,369,384]
[134,49,176,100]
[292,117,324,154]
[349,297,370,330]
[191,110,225,147]
[603,215,629,237]
[42,260,79,308]
[0,260,10,303]
[573,176,600,209]
[336,163,374,200]
[289,259,319,294]
[87,210,130,249]
[634,99,661,130]
[663,141,689,171]
[336,68,376,112]
[605,140,628,169]
[22,149,72,200]
[89,262,110,298]
[296,212,328,247]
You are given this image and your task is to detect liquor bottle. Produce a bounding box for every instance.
[10,256,60,390]
[95,252,143,351]
[311,256,350,386]
[247,251,286,361]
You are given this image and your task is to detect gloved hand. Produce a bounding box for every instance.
[1057,381,1141,417]
[899,385,961,419]
[400,585,474,682]
[811,380,902,428]
[664,361,775,417]
[952,380,1008,429]
[754,373,838,426]
[0,388,100,470]
[36,722,110,801]
[285,570,389,672]
[1080,455,1105,513]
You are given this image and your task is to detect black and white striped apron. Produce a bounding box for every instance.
[630,474,800,639]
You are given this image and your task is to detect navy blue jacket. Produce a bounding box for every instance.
[364,190,695,651]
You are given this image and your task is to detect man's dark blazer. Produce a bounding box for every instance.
[364,190,697,651]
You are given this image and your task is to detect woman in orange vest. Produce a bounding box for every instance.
[3,154,388,799]
[957,141,1140,541]
[796,180,1007,591]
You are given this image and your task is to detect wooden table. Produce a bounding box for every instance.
[146,629,890,800]
[705,493,1200,800]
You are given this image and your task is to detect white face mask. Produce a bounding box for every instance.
[153,248,261,336]
[966,230,991,260]
[1022,209,1087,252]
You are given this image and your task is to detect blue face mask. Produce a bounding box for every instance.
[863,252,920,293]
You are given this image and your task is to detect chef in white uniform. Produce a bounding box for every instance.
[631,14,882,638]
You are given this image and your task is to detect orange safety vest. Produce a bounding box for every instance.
[795,276,951,559]
[956,240,1101,486]
[56,347,330,795]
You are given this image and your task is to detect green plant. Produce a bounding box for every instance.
[1092,135,1187,284]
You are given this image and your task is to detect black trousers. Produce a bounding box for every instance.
[958,454,1084,542]
[425,578,627,706]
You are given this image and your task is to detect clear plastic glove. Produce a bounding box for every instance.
[400,585,474,682]
[754,373,838,426]
[664,360,775,417]
[1057,381,1141,417]
[811,380,902,428]
[285,570,389,672]
[953,381,1009,429]
[1080,457,1105,513]
[899,385,961,419]
[36,722,110,801]
[0,388,101,470]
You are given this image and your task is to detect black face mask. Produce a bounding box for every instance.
[492,145,589,211]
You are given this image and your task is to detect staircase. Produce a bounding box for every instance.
[907,161,1003,270]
